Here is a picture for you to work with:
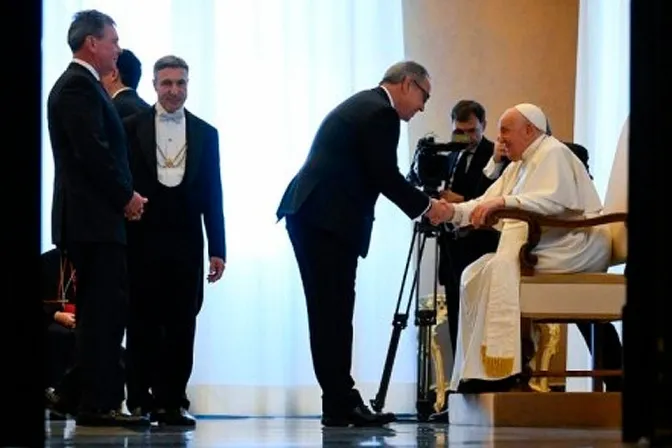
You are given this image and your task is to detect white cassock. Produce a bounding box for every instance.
[448,134,612,389]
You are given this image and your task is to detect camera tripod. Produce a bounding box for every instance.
[370,217,445,422]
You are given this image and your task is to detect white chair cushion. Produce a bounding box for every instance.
[519,273,625,320]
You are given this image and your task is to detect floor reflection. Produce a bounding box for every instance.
[44,416,624,447]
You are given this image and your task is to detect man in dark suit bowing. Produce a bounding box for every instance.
[101,48,151,119]
[123,55,226,427]
[46,9,148,427]
[276,61,451,427]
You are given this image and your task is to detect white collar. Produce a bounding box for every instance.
[112,86,132,99]
[521,134,547,162]
[155,101,185,117]
[379,85,394,108]
[72,58,100,81]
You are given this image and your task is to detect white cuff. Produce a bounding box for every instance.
[450,204,464,224]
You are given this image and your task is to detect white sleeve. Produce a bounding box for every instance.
[483,157,505,180]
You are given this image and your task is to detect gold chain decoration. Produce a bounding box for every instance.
[156,142,187,168]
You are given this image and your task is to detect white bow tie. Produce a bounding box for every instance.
[159,110,184,123]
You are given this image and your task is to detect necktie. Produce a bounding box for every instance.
[448,150,470,190]
[159,110,184,124]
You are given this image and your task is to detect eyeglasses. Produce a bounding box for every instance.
[412,79,430,103]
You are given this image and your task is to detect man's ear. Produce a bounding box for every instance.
[402,76,413,94]
[482,119,487,132]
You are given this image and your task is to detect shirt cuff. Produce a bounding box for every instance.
[450,204,464,224]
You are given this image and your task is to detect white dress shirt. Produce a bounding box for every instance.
[155,102,187,187]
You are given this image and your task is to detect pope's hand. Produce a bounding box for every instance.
[470,197,505,228]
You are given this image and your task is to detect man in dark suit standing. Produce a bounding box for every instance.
[46,9,148,427]
[123,55,226,426]
[437,100,502,356]
[101,48,150,119]
[276,61,451,427]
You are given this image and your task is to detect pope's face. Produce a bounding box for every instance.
[497,110,536,161]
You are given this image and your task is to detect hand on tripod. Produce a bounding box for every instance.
[424,198,454,225]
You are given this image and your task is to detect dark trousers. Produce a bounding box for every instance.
[577,322,623,391]
[60,242,128,412]
[45,323,76,388]
[126,237,202,411]
[286,214,360,413]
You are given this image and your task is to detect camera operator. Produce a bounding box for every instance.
[437,100,504,355]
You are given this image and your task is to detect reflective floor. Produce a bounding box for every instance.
[44,416,628,447]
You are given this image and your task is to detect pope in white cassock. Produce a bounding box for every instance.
[442,103,612,392]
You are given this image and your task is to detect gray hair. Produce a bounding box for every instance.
[380,61,430,85]
[153,55,189,78]
[67,10,115,52]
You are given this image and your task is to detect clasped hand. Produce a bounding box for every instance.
[55,311,76,329]
[124,191,148,221]
[439,189,464,203]
[424,198,453,225]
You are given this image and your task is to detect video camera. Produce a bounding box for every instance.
[408,132,471,197]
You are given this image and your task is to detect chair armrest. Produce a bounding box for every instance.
[482,209,627,275]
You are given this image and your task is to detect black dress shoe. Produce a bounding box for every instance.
[457,374,524,393]
[47,410,68,421]
[153,408,197,427]
[76,410,151,427]
[321,403,396,427]
[130,406,156,421]
[45,387,77,418]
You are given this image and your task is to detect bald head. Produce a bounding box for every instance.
[497,105,545,161]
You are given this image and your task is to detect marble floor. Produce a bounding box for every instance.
[43,416,630,447]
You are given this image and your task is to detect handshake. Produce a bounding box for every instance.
[124,191,148,221]
[424,198,454,226]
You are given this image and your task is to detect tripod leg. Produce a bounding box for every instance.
[370,224,427,413]
[416,235,440,421]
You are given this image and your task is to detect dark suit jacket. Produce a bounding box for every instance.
[444,137,496,200]
[113,89,151,120]
[276,87,430,258]
[123,107,226,261]
[47,62,134,245]
[564,142,592,178]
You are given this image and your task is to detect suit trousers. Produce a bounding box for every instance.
[286,214,360,412]
[62,242,128,412]
[126,237,202,411]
